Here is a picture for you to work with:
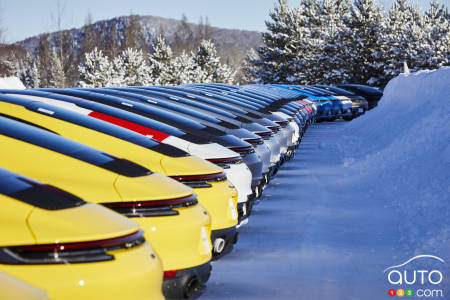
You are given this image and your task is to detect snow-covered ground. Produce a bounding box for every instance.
[202,68,449,299]
[0,76,25,89]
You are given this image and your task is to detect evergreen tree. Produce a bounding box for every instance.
[381,0,427,84]
[252,0,302,83]
[240,48,260,84]
[148,35,173,84]
[77,48,113,87]
[163,51,205,85]
[194,39,235,83]
[20,56,40,88]
[250,0,448,86]
[113,48,150,86]
[0,59,16,77]
[421,0,450,70]
[344,0,386,85]
[311,0,352,84]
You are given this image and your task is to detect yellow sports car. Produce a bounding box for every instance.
[0,167,164,300]
[0,94,238,260]
[0,116,212,299]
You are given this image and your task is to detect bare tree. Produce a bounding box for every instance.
[77,13,101,64]
[122,14,145,51]
[173,14,194,55]
[196,16,214,46]
[36,34,52,86]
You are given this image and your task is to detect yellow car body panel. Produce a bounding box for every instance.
[3,242,164,300]
[205,181,239,230]
[0,132,212,271]
[28,203,145,244]
[0,191,164,300]
[0,194,35,246]
[0,102,238,231]
[0,272,49,300]
[139,205,212,270]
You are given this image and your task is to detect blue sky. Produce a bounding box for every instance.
[1,0,448,43]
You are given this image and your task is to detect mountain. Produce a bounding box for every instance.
[16,15,263,62]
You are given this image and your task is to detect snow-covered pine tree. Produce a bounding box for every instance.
[240,48,260,84]
[312,0,353,84]
[163,51,205,85]
[194,39,235,83]
[381,0,425,84]
[20,56,41,88]
[77,48,113,88]
[252,0,302,83]
[421,0,450,70]
[148,35,173,85]
[341,0,386,85]
[113,48,150,86]
[48,48,66,88]
[290,0,325,84]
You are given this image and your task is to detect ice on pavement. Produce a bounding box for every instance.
[202,67,449,299]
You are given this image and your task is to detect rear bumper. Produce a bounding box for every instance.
[163,262,212,300]
[243,152,263,192]
[211,226,238,260]
[237,194,254,227]
[351,106,367,116]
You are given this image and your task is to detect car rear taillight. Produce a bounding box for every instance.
[244,138,264,146]
[229,146,255,157]
[171,172,227,188]
[102,194,198,217]
[207,157,243,169]
[0,230,145,265]
[274,120,289,127]
[164,270,178,278]
[254,131,274,140]
[266,126,280,133]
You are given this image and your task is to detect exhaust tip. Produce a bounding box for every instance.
[256,184,264,200]
[184,277,201,299]
[213,238,226,254]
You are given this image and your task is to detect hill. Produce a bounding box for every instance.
[16,15,262,65]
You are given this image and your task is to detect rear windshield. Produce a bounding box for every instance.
[315,85,355,96]
[95,89,225,125]
[0,117,151,177]
[2,90,189,138]
[127,88,239,119]
[338,85,383,95]
[59,90,207,130]
[150,87,250,115]
[0,171,85,210]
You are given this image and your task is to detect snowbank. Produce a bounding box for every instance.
[339,67,450,255]
[0,77,25,89]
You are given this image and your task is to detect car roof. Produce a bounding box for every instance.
[0,116,150,177]
[0,94,189,157]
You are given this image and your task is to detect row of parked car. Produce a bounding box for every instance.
[275,84,383,121]
[0,83,380,300]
